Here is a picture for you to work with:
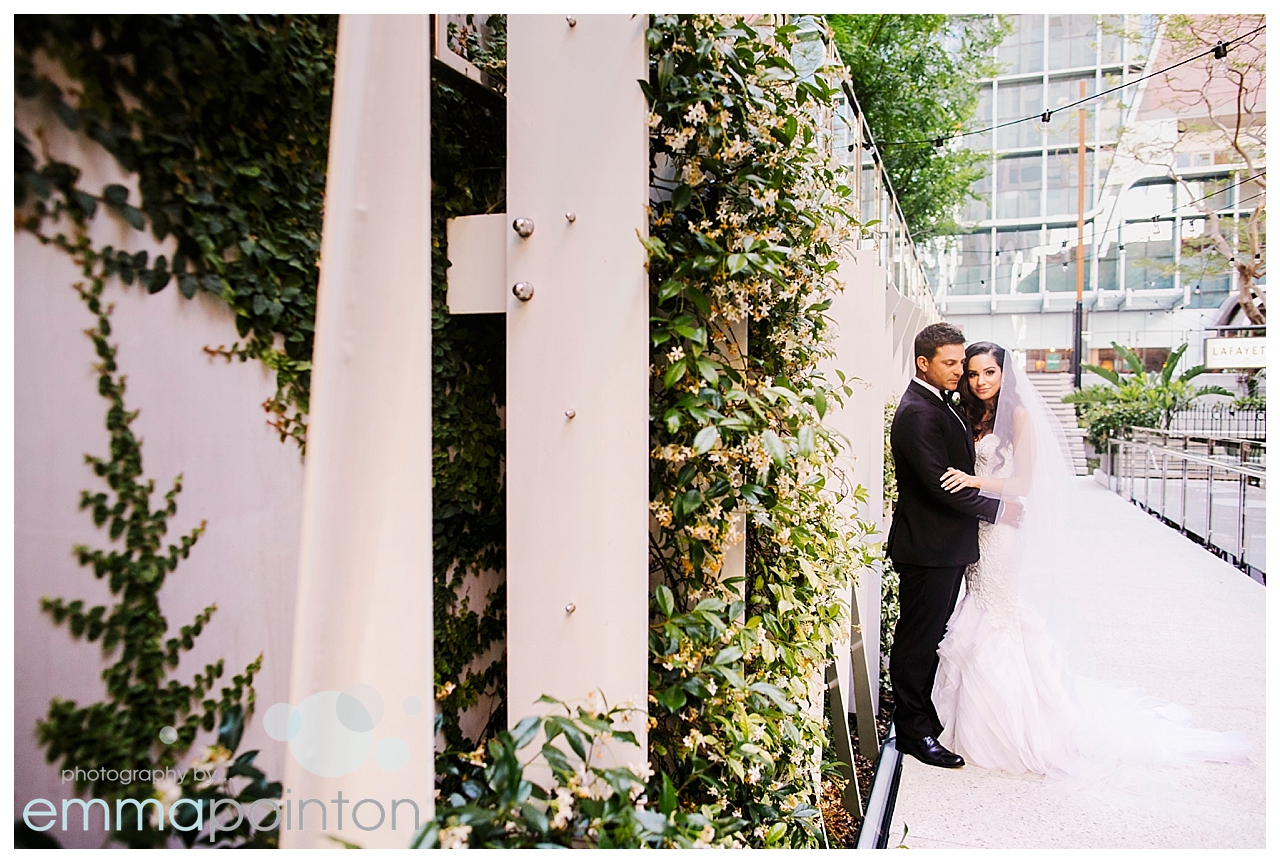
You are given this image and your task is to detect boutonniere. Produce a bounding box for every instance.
[949,391,961,407]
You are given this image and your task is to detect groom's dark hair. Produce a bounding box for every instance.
[914,322,966,361]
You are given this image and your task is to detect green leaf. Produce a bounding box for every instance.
[749,682,796,714]
[695,357,720,385]
[657,53,675,91]
[662,359,687,389]
[511,715,541,750]
[101,183,129,207]
[813,388,827,418]
[797,425,815,457]
[659,773,677,815]
[693,424,720,454]
[544,717,587,760]
[217,704,245,751]
[120,205,146,231]
[672,184,692,211]
[1082,363,1121,387]
[655,584,674,618]
[1178,364,1209,384]
[1115,342,1145,376]
[684,285,712,316]
[658,683,687,711]
[760,430,787,465]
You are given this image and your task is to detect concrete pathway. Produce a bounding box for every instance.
[887,479,1265,849]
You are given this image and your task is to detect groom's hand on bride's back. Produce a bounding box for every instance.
[998,499,1024,527]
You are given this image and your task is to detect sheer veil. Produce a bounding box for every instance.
[969,347,1249,769]
[978,348,1090,664]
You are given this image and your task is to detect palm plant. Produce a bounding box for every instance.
[1064,342,1232,448]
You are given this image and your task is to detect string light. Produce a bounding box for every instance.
[1092,176,1264,263]
[874,23,1265,149]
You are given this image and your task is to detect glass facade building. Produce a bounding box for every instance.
[926,14,1265,371]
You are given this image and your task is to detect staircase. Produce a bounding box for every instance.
[1026,373,1089,476]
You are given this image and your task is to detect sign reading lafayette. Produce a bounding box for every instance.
[1204,336,1266,369]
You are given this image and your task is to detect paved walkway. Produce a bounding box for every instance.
[887,479,1265,849]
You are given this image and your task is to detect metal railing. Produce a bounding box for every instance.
[828,79,942,326]
[1165,404,1266,439]
[1104,427,1265,584]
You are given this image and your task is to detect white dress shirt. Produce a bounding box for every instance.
[913,377,966,429]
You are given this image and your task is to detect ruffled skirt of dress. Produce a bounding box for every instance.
[933,595,1250,778]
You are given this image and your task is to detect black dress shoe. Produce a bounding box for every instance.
[899,735,964,768]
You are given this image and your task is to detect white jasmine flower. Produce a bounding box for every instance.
[664,127,695,151]
[551,786,576,829]
[684,102,709,125]
[439,824,472,849]
[190,744,234,781]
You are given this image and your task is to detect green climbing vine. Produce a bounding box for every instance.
[13,7,509,770]
[35,265,278,849]
[15,15,337,449]
[429,51,509,752]
[644,15,879,847]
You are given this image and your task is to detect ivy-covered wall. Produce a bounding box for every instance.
[14,60,307,848]
[15,11,513,758]
[16,15,337,449]
[429,69,509,752]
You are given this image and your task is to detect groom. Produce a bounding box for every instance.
[887,323,1017,768]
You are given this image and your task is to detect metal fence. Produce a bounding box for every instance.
[1104,427,1265,584]
[829,78,942,326]
[1166,405,1266,439]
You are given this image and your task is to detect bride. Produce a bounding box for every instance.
[929,341,1249,777]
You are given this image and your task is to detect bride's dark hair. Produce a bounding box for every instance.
[958,341,1020,440]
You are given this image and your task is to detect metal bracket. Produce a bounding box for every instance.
[824,662,863,819]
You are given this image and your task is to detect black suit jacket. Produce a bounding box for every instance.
[887,379,1000,568]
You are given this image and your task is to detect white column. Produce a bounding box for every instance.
[283,15,432,848]
[505,15,649,744]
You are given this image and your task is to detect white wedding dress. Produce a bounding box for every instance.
[931,433,1250,778]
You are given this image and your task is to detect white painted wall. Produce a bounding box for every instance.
[823,251,891,715]
[14,93,304,847]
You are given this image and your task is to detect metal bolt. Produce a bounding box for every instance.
[565,409,576,419]
[565,602,576,614]
[565,212,577,223]
[512,282,534,301]
[512,217,535,238]
[566,17,576,27]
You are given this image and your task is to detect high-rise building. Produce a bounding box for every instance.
[926,14,1265,374]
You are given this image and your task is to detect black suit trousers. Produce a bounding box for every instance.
[890,562,966,742]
